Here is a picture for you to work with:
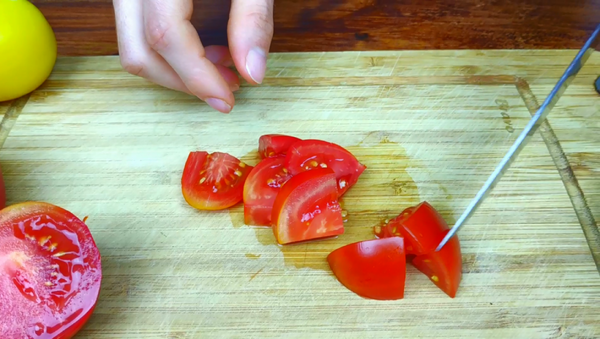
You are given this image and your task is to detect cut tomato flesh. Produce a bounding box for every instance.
[374,201,462,297]
[243,156,292,226]
[258,134,302,158]
[272,168,344,245]
[0,202,102,338]
[327,237,406,300]
[285,139,366,196]
[182,151,253,211]
[412,230,462,298]
[374,202,448,256]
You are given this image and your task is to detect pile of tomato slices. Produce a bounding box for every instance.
[181,134,463,300]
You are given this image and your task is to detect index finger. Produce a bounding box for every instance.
[143,0,234,113]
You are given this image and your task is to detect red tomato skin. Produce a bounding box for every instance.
[412,230,462,298]
[285,139,366,196]
[0,202,102,339]
[375,201,448,256]
[272,168,344,245]
[181,151,253,211]
[243,156,292,226]
[327,237,406,300]
[258,134,301,158]
[0,164,5,209]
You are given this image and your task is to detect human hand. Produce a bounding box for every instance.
[113,0,274,113]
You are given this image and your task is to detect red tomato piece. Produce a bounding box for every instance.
[243,156,292,226]
[374,201,448,256]
[0,165,5,209]
[412,230,462,298]
[181,151,253,211]
[285,139,366,196]
[373,201,462,297]
[327,237,406,300]
[271,168,344,245]
[0,202,102,338]
[258,134,301,158]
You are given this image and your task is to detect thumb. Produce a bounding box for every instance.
[228,0,274,85]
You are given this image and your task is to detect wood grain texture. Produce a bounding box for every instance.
[30,0,600,56]
[1,50,599,338]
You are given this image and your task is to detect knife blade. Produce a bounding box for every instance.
[436,23,600,252]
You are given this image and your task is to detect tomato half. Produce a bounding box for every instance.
[243,156,292,226]
[0,202,102,338]
[271,168,344,245]
[412,230,462,298]
[374,201,462,298]
[258,134,301,158]
[327,237,406,300]
[285,139,366,196]
[182,151,253,211]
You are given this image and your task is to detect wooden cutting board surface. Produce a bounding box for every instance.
[1,50,599,338]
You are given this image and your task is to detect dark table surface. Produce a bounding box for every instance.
[32,0,600,56]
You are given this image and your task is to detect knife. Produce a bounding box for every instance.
[436,23,600,252]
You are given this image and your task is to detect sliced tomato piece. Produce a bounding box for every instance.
[258,134,302,158]
[0,202,102,338]
[374,201,448,255]
[182,151,253,211]
[412,230,462,298]
[271,168,344,245]
[243,156,292,226]
[374,201,462,297]
[327,237,406,300]
[285,139,366,196]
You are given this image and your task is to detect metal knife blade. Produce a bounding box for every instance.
[436,23,600,252]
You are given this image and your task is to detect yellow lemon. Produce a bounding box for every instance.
[0,0,57,102]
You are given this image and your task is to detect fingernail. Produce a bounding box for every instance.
[205,98,232,113]
[245,47,267,84]
[230,83,240,92]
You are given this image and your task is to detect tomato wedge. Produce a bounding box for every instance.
[0,202,102,338]
[258,134,301,158]
[374,202,448,255]
[243,156,292,226]
[285,139,366,196]
[412,230,462,298]
[327,237,406,300]
[272,168,344,245]
[374,201,462,298]
[182,151,253,211]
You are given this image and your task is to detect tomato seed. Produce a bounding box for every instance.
[234,170,243,177]
[341,210,348,218]
[199,177,206,184]
[239,162,246,168]
[319,163,327,168]
[431,275,439,282]
[309,160,319,167]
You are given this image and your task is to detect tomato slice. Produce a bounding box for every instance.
[412,230,462,298]
[327,237,406,300]
[243,156,292,226]
[181,151,253,211]
[373,201,462,297]
[374,201,448,256]
[0,202,102,338]
[258,134,302,158]
[271,168,344,245]
[285,139,366,196]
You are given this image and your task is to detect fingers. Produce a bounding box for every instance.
[113,0,191,94]
[143,0,235,113]
[228,0,275,85]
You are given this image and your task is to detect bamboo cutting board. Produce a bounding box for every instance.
[1,50,600,338]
